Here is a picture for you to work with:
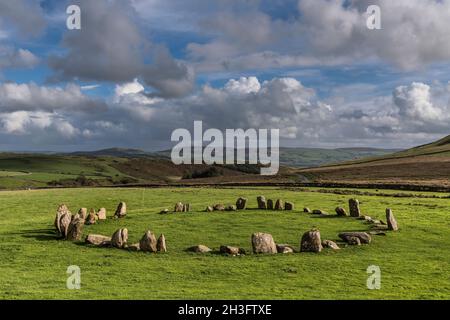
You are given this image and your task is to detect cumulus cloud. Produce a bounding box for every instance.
[394,82,443,122]
[1,76,450,149]
[49,0,195,98]
[0,82,107,113]
[0,47,39,70]
[186,0,450,72]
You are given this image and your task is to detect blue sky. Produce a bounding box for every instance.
[1,0,450,151]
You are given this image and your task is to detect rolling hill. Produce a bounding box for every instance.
[296,134,450,188]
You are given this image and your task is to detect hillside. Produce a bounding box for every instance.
[297,135,450,187]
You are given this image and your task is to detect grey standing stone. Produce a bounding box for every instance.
[66,217,84,241]
[139,230,157,252]
[300,229,323,253]
[174,202,184,212]
[349,199,361,217]
[251,232,277,254]
[97,207,107,220]
[275,199,284,210]
[335,207,348,217]
[267,199,274,210]
[386,208,399,231]
[303,207,312,213]
[111,228,128,248]
[114,202,127,218]
[205,206,214,212]
[157,234,167,252]
[285,202,294,211]
[85,209,97,225]
[236,197,247,210]
[257,196,267,209]
[78,208,87,221]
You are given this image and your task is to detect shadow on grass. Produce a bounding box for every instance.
[18,228,60,241]
[309,214,343,219]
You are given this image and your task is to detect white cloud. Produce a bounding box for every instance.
[115,78,145,97]
[394,82,443,122]
[224,76,261,94]
[0,82,106,112]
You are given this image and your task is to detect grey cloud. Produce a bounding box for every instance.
[0,0,46,38]
[48,0,195,98]
[0,47,39,69]
[186,0,450,72]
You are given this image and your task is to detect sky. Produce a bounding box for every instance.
[1,0,450,151]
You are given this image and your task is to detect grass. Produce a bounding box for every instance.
[0,155,130,189]
[0,187,448,299]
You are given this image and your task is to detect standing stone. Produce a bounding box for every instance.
[236,197,247,210]
[349,199,361,217]
[322,240,340,250]
[205,206,214,212]
[57,212,72,238]
[275,199,284,210]
[335,207,348,217]
[114,202,127,218]
[182,203,191,212]
[267,199,274,210]
[139,230,157,252]
[285,202,294,211]
[386,208,398,231]
[213,204,225,211]
[338,232,371,244]
[97,208,107,220]
[300,229,323,253]
[303,207,312,213]
[55,204,71,237]
[312,209,326,215]
[257,196,267,209]
[66,217,84,241]
[251,232,277,254]
[111,228,128,248]
[85,234,111,246]
[85,209,97,225]
[174,202,184,212]
[78,208,87,221]
[157,234,167,252]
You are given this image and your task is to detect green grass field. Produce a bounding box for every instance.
[0,187,448,299]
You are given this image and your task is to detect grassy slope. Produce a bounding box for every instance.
[297,135,450,186]
[0,154,132,189]
[0,187,448,299]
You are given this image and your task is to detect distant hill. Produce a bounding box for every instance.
[279,147,399,167]
[156,147,398,168]
[69,148,154,158]
[297,134,450,187]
